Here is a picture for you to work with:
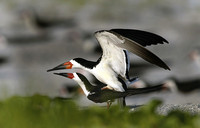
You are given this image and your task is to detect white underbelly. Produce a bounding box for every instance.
[91,64,125,91]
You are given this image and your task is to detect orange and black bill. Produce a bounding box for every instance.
[53,72,74,79]
[47,61,72,72]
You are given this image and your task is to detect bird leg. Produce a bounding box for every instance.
[101,86,113,90]
[107,100,112,109]
[117,97,126,108]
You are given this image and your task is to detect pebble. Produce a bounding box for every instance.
[157,103,200,115]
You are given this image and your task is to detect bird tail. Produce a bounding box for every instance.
[126,84,164,96]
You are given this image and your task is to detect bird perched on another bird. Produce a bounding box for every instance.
[48,29,170,92]
[54,72,164,108]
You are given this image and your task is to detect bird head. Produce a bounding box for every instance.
[47,58,85,72]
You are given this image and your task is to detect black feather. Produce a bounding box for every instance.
[109,29,168,46]
[73,57,101,69]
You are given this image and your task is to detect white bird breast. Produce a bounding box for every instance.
[73,73,90,96]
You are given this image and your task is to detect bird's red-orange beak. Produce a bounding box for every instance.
[54,73,74,79]
[63,62,73,69]
[47,61,73,72]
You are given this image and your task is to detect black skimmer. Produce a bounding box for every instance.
[21,9,76,31]
[190,50,200,68]
[164,78,200,93]
[0,35,9,66]
[54,72,164,108]
[48,29,170,92]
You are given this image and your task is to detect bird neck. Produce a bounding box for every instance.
[76,73,97,92]
[74,57,101,69]
[73,73,90,96]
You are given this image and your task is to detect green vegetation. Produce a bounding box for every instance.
[0,94,199,128]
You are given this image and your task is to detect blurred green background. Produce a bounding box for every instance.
[0,95,199,128]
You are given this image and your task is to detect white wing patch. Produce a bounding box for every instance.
[95,31,128,79]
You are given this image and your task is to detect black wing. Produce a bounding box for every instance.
[109,29,168,46]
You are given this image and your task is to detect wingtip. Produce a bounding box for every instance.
[167,67,171,71]
[163,39,169,44]
[162,64,171,71]
[164,63,171,70]
[163,65,171,71]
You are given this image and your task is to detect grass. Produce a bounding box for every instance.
[0,94,199,128]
